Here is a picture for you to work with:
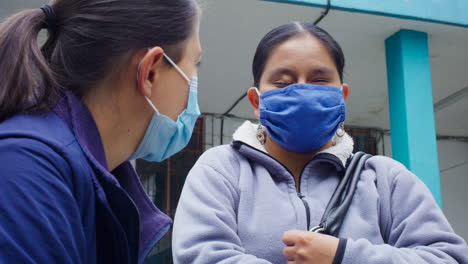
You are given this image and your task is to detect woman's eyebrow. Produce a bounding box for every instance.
[308,67,334,76]
[269,67,296,77]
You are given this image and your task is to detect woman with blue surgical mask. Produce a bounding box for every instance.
[0,0,201,263]
[172,22,468,264]
[131,53,200,162]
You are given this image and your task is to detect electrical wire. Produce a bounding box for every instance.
[219,93,246,145]
[220,117,224,145]
[211,114,214,147]
[440,160,468,173]
[313,0,332,25]
[222,93,248,116]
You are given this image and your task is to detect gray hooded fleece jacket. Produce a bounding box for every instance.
[172,121,468,264]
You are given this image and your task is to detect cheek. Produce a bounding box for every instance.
[258,84,278,94]
[329,81,342,89]
[329,73,342,87]
[258,78,277,92]
[187,65,198,78]
[152,73,190,120]
[169,78,190,109]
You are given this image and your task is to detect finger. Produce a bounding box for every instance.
[283,246,296,261]
[282,230,302,246]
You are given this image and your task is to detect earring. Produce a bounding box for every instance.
[257,124,266,145]
[336,123,345,138]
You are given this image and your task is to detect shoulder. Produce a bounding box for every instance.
[364,155,410,182]
[0,112,84,160]
[0,112,76,147]
[0,123,96,214]
[0,112,88,185]
[364,155,430,196]
[196,144,248,173]
[188,144,249,189]
[0,136,73,182]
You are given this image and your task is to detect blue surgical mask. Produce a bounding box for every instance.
[129,53,201,162]
[256,83,345,153]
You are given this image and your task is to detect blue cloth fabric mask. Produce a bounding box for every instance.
[129,53,201,162]
[257,83,346,153]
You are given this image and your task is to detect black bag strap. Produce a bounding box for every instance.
[310,151,372,237]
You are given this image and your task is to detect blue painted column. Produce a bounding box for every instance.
[385,30,442,207]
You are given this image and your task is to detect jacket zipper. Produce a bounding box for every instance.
[298,193,311,230]
[233,141,313,231]
[297,161,313,231]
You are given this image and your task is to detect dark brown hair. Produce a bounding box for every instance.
[0,0,198,121]
[252,22,345,87]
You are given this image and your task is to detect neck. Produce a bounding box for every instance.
[264,135,333,188]
[84,83,150,171]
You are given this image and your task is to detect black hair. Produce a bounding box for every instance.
[0,0,198,121]
[252,22,345,87]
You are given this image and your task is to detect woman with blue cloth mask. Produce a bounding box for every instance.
[0,0,201,263]
[172,22,468,264]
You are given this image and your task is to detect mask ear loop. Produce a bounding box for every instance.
[255,87,261,96]
[163,53,191,83]
[144,96,160,115]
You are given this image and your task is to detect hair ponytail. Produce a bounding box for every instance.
[0,9,59,121]
[0,0,198,122]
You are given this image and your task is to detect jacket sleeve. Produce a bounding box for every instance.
[0,138,87,263]
[341,159,468,264]
[172,160,273,264]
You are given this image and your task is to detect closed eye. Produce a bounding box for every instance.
[273,82,292,87]
[313,79,328,83]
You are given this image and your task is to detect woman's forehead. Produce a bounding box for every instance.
[264,36,337,74]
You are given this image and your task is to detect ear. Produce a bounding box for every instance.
[342,83,350,101]
[247,87,260,118]
[137,47,165,97]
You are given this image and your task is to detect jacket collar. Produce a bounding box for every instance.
[231,121,354,179]
[53,90,110,171]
